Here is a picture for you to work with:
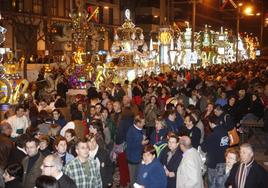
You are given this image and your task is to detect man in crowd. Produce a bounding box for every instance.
[176,136,203,188]
[22,137,44,188]
[63,139,102,188]
[126,116,148,187]
[7,105,29,138]
[41,154,77,188]
[87,133,113,187]
[226,143,268,188]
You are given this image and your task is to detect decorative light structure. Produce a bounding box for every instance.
[108,9,146,65]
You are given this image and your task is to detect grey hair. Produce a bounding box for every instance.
[47,154,63,172]
[240,143,255,154]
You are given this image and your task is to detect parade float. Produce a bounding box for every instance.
[106,9,158,82]
[0,21,28,105]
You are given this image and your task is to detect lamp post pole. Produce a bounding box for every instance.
[236,6,240,63]
[191,0,196,52]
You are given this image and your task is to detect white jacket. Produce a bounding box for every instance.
[176,148,204,188]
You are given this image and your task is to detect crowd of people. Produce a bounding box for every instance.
[0,60,268,188]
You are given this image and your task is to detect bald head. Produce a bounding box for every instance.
[179,136,192,152]
[41,154,63,177]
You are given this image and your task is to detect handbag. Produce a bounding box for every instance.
[228,128,240,146]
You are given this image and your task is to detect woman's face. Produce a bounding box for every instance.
[206,104,214,112]
[225,152,237,168]
[64,132,73,142]
[184,116,193,128]
[102,109,108,120]
[56,140,67,154]
[229,97,236,106]
[151,97,157,104]
[77,104,83,112]
[155,120,163,131]
[39,140,48,150]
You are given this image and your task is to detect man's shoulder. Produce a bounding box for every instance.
[59,174,77,187]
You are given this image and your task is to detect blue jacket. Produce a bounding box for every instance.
[126,125,144,164]
[149,128,168,145]
[136,159,167,188]
[201,125,229,169]
[165,118,180,133]
[175,112,184,129]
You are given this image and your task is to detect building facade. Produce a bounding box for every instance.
[0,0,120,59]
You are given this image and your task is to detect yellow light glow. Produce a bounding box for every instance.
[104,6,109,9]
[238,3,243,7]
[243,6,253,15]
[154,15,158,18]
[256,12,261,16]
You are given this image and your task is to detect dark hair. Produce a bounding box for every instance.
[143,144,156,156]
[5,163,23,180]
[15,105,25,112]
[53,136,67,151]
[168,134,179,143]
[26,137,40,146]
[71,110,82,121]
[16,134,30,148]
[207,115,218,125]
[65,129,76,138]
[35,175,59,188]
[75,138,88,149]
[52,109,63,117]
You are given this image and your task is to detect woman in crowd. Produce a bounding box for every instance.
[149,116,168,145]
[53,136,74,166]
[145,95,160,137]
[64,129,77,157]
[215,148,239,188]
[180,114,201,149]
[39,135,52,157]
[101,107,116,151]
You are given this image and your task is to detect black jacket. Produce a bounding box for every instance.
[58,174,77,188]
[159,146,183,188]
[5,178,24,188]
[225,161,268,188]
[94,147,113,188]
[201,125,229,169]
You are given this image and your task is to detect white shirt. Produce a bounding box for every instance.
[7,115,29,138]
[89,145,100,169]
[60,121,75,136]
[55,172,63,180]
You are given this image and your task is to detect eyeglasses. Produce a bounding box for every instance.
[42,165,54,168]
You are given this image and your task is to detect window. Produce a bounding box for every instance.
[109,8,113,25]
[51,0,58,16]
[33,0,42,14]
[64,0,70,17]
